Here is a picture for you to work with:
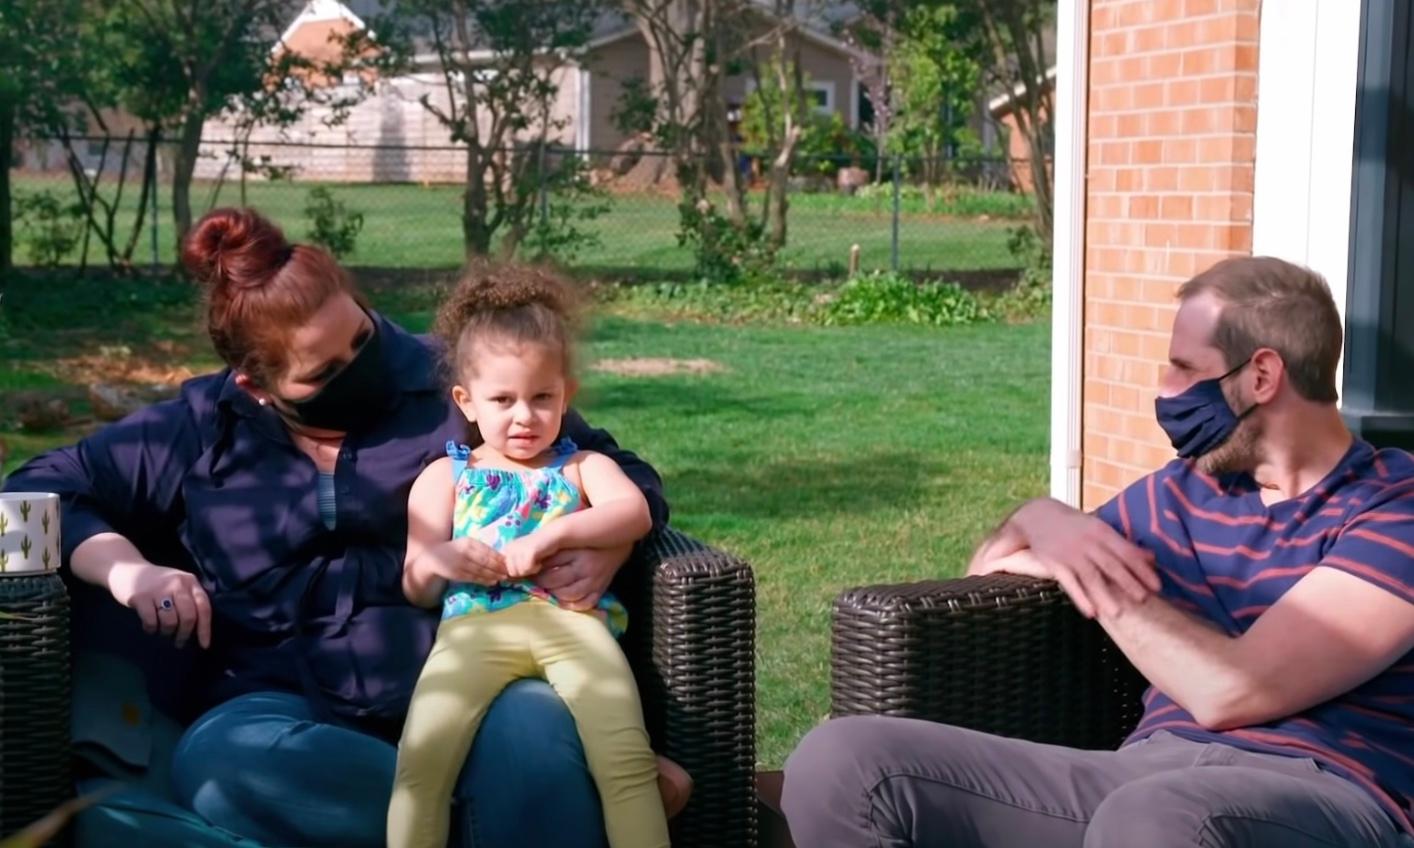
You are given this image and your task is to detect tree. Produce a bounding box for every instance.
[740,53,809,249]
[887,4,986,205]
[972,0,1055,243]
[624,0,820,269]
[97,1,325,254]
[851,0,1055,242]
[839,4,896,183]
[361,0,602,258]
[0,0,82,278]
[623,0,727,208]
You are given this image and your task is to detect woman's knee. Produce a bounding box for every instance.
[460,678,591,792]
[455,679,606,848]
[171,692,314,797]
[172,691,391,847]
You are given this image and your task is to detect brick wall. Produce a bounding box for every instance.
[1081,0,1260,508]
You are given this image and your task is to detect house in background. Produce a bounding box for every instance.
[195,0,873,183]
[1048,0,1413,510]
[987,65,1055,194]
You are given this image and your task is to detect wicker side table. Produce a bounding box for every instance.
[1,491,73,840]
[0,572,72,838]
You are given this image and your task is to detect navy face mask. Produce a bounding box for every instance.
[1154,358,1255,459]
[272,321,393,432]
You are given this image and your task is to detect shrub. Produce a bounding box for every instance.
[991,224,1052,322]
[14,190,85,267]
[822,271,985,326]
[520,154,610,264]
[303,187,364,259]
[676,198,777,285]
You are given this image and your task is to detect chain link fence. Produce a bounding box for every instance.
[12,137,1036,286]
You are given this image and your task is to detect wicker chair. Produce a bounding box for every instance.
[0,527,757,848]
[623,527,758,848]
[830,573,1148,751]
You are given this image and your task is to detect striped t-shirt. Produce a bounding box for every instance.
[1096,439,1414,832]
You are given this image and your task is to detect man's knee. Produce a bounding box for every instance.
[1085,774,1203,848]
[783,716,927,825]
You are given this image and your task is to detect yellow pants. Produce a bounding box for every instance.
[387,600,670,848]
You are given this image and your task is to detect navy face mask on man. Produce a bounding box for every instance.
[1154,358,1256,459]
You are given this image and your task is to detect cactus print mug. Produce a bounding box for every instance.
[0,493,60,574]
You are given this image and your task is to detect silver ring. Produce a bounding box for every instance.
[159,597,175,612]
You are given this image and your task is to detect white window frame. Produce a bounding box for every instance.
[804,80,835,116]
[742,78,837,117]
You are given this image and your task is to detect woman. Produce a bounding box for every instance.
[4,208,665,847]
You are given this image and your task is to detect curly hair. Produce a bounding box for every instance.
[434,261,582,384]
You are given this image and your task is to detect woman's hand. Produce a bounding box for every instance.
[535,544,632,611]
[413,537,508,587]
[107,562,212,650]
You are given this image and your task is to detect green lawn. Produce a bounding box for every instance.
[12,173,1024,278]
[0,272,1049,767]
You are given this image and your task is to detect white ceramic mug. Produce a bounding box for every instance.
[0,492,61,574]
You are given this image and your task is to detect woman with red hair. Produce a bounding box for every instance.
[5,207,666,847]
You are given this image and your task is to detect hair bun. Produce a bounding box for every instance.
[455,262,569,313]
[182,207,292,292]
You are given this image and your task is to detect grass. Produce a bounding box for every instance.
[0,271,1049,768]
[12,173,1025,277]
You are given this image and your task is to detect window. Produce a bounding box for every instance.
[743,78,836,117]
[1343,0,1414,449]
[806,81,835,115]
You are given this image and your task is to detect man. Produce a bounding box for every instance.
[782,257,1414,847]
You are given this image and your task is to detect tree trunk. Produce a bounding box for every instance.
[765,124,800,249]
[713,90,748,227]
[463,144,493,256]
[120,127,160,264]
[0,93,14,281]
[171,107,204,255]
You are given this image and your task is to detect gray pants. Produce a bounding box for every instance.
[781,716,1410,847]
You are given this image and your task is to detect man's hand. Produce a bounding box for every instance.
[535,543,632,611]
[997,499,1161,619]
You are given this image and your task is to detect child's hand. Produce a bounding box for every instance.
[501,534,554,579]
[420,537,507,586]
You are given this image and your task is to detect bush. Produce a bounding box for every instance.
[990,224,1052,322]
[676,198,777,285]
[600,278,823,325]
[850,181,1033,218]
[519,154,610,264]
[14,190,85,267]
[598,273,998,328]
[303,187,364,259]
[822,271,985,326]
[794,113,878,178]
[610,76,658,138]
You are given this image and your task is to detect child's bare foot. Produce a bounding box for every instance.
[656,755,693,819]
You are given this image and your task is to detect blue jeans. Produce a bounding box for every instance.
[170,680,609,847]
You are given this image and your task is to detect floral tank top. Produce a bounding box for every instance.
[440,438,628,637]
